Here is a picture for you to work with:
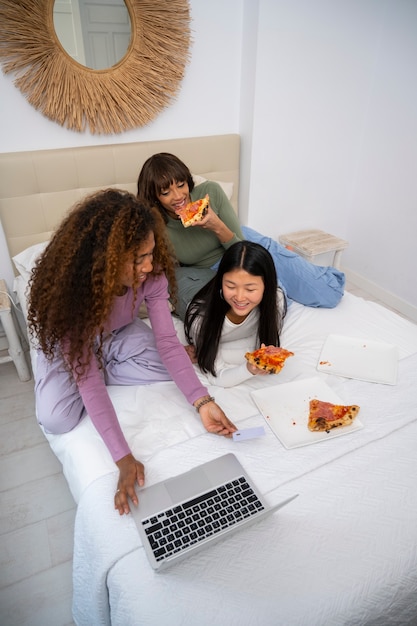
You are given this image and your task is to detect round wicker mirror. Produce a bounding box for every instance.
[0,0,191,134]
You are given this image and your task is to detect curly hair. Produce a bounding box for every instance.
[28,189,177,375]
[137,152,195,222]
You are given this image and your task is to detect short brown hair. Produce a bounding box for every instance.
[137,152,194,222]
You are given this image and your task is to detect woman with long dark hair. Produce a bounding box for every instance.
[184,241,287,387]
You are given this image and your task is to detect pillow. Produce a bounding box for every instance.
[12,241,49,281]
[192,175,233,200]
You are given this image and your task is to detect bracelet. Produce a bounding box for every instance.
[195,396,215,412]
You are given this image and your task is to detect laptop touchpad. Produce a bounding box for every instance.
[165,468,211,504]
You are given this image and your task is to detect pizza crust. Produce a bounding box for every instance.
[244,346,294,374]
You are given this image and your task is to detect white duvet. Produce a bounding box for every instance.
[15,277,417,625]
[39,292,417,503]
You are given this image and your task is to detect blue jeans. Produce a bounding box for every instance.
[240,226,345,308]
[175,228,345,320]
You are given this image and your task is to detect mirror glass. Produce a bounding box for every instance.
[53,0,131,70]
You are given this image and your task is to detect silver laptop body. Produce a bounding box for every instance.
[132,452,298,571]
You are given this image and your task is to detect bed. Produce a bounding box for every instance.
[1,135,417,626]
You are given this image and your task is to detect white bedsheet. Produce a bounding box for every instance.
[68,293,417,626]
[74,416,417,626]
[14,277,417,625]
[34,292,417,503]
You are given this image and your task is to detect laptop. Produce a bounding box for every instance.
[131,452,298,570]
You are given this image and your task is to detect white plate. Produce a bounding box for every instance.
[251,377,363,449]
[317,334,398,385]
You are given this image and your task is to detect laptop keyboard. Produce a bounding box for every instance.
[141,475,265,563]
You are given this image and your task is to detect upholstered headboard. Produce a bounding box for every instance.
[0,134,240,267]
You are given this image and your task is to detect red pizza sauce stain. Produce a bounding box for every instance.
[319,360,331,366]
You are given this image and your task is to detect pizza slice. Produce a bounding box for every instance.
[244,345,294,374]
[308,399,360,432]
[176,194,209,228]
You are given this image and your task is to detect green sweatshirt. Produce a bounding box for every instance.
[165,181,243,268]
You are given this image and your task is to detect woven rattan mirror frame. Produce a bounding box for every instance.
[0,0,191,134]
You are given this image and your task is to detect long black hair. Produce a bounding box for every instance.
[184,241,286,376]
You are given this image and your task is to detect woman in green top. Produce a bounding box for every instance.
[137,153,345,319]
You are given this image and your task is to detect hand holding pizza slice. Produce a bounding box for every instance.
[245,345,294,374]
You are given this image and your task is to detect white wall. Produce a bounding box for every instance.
[244,0,417,312]
[0,0,242,153]
[0,0,243,290]
[1,0,416,316]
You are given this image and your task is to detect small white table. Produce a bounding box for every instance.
[0,279,31,381]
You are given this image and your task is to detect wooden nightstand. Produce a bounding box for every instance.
[0,279,31,381]
[279,229,348,269]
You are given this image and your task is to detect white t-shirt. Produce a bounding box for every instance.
[188,288,286,387]
[204,309,259,387]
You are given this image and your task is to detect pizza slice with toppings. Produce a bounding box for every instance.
[176,194,209,228]
[308,399,360,432]
[244,345,294,374]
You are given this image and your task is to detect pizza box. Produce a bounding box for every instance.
[251,377,363,449]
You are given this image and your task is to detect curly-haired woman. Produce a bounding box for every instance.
[28,189,236,515]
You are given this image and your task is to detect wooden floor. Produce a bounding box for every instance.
[0,283,414,626]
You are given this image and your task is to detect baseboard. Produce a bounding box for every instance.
[343,268,417,324]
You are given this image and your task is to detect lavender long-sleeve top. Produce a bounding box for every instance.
[75,273,208,461]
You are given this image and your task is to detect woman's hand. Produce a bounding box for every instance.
[114,453,145,515]
[246,362,270,376]
[196,398,237,437]
[184,343,197,363]
[246,343,270,376]
[191,204,235,244]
